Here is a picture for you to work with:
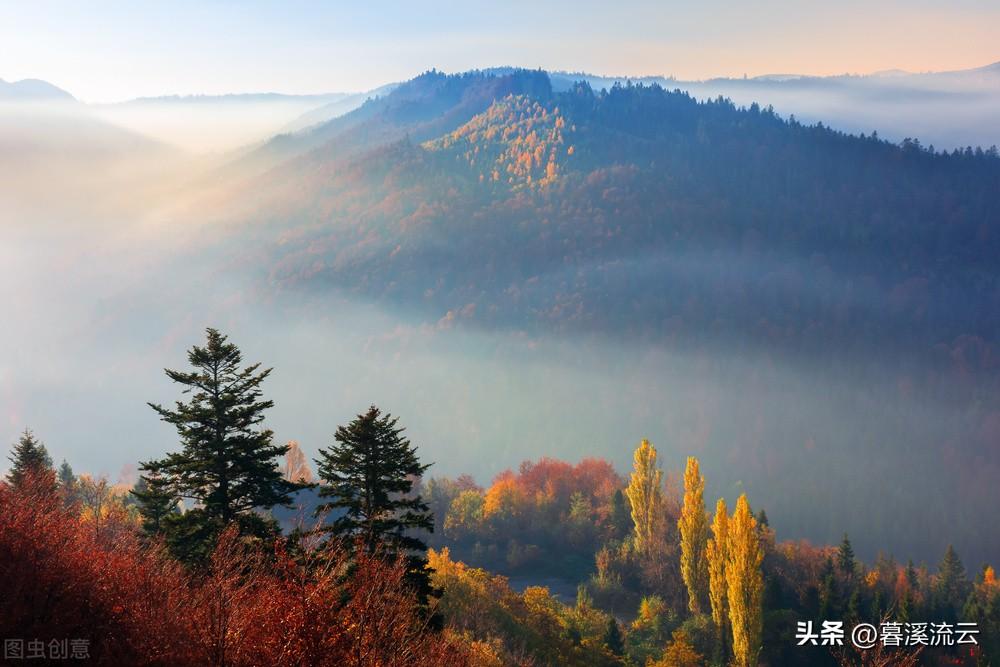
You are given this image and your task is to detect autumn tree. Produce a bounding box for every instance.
[706,497,729,656]
[314,405,435,606]
[726,495,763,667]
[625,439,663,556]
[7,428,54,491]
[283,440,314,483]
[679,456,709,615]
[140,328,296,563]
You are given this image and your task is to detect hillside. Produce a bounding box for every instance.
[212,70,1000,563]
[241,70,1000,357]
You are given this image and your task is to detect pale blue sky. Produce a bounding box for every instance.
[1,0,998,102]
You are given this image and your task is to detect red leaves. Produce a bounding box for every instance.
[0,474,467,666]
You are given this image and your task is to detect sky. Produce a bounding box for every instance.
[1,0,998,103]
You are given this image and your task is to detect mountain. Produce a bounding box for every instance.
[215,69,1000,562]
[239,69,1000,356]
[279,83,400,134]
[0,78,75,102]
[92,92,353,153]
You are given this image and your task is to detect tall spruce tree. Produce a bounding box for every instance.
[314,405,434,605]
[140,328,295,563]
[7,429,55,491]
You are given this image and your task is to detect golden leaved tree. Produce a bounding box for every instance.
[726,494,763,667]
[678,456,709,614]
[707,497,730,656]
[625,439,663,556]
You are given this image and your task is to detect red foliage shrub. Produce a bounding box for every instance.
[0,474,467,666]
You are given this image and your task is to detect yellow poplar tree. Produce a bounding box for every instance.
[707,498,730,649]
[679,456,709,614]
[726,494,763,667]
[625,439,663,555]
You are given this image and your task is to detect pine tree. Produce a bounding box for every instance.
[314,405,435,606]
[130,473,179,537]
[7,429,54,491]
[609,488,633,540]
[707,497,730,655]
[679,456,709,615]
[935,544,970,619]
[838,533,856,577]
[625,439,663,556]
[603,616,625,656]
[57,459,79,506]
[726,494,763,667]
[140,328,295,563]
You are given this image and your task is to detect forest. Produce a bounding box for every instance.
[3,328,997,666]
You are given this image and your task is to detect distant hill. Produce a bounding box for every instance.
[0,78,75,102]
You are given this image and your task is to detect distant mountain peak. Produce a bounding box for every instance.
[0,78,75,102]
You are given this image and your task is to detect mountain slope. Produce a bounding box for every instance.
[240,71,1000,358]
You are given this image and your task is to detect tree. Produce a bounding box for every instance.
[837,534,856,577]
[935,544,969,619]
[7,429,54,490]
[706,498,729,655]
[131,473,179,537]
[282,440,314,483]
[140,328,295,563]
[314,405,434,606]
[625,439,663,556]
[651,629,705,667]
[679,456,709,614]
[602,616,624,656]
[608,488,633,540]
[726,495,762,667]
[57,459,79,506]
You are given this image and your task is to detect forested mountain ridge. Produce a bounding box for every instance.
[213,70,1000,564]
[241,69,1000,357]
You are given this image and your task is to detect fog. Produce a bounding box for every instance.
[2,94,997,568]
[560,65,1000,150]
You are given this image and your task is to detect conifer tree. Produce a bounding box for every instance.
[57,459,79,506]
[838,533,856,577]
[679,456,709,614]
[707,497,730,655]
[603,616,625,656]
[130,473,179,537]
[140,328,295,563]
[314,405,435,605]
[935,544,970,619]
[726,494,763,667]
[625,439,663,556]
[7,429,54,491]
[609,488,633,540]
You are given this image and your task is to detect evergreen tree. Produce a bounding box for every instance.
[314,405,435,606]
[140,328,295,563]
[130,473,179,537]
[57,459,79,506]
[603,616,625,656]
[935,544,970,619]
[679,456,709,615]
[609,488,633,540]
[726,495,763,667]
[837,533,856,577]
[625,439,663,556]
[7,429,54,491]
